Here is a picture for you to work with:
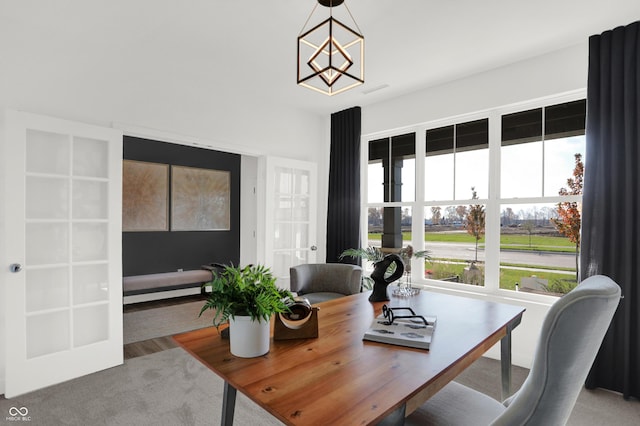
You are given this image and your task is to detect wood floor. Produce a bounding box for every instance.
[123,294,207,360]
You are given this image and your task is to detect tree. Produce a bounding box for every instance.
[445,206,457,222]
[502,207,516,226]
[551,153,583,282]
[456,205,467,223]
[431,206,442,225]
[465,187,485,262]
[368,208,382,227]
[522,220,534,248]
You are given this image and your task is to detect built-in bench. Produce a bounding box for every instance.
[123,269,214,304]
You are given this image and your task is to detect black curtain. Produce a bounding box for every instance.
[326,107,361,264]
[582,21,640,400]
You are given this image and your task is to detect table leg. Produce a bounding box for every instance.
[500,329,512,400]
[500,315,521,401]
[221,381,237,426]
[377,403,406,426]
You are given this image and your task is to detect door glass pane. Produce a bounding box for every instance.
[293,170,309,195]
[73,264,109,304]
[275,196,293,220]
[26,129,70,175]
[292,250,309,267]
[26,223,69,265]
[274,223,291,249]
[73,180,108,219]
[275,167,292,193]
[292,196,309,221]
[73,137,108,178]
[26,267,69,312]
[275,223,308,249]
[74,305,109,347]
[26,176,69,219]
[293,223,309,248]
[273,251,293,279]
[26,311,70,359]
[72,223,108,262]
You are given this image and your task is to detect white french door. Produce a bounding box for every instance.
[258,156,317,289]
[2,110,123,397]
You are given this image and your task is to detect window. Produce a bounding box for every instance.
[367,133,415,262]
[369,133,416,203]
[363,96,585,297]
[499,99,586,293]
[425,119,489,200]
[501,99,586,197]
[423,118,489,286]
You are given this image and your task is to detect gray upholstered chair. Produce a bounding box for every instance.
[405,274,621,426]
[289,263,362,304]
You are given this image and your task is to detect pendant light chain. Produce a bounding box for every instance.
[343,2,362,34]
[299,2,319,36]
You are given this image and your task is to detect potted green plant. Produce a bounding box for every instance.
[199,264,292,358]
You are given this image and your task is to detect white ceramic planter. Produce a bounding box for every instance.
[228,316,271,358]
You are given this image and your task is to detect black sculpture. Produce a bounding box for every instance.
[369,253,405,302]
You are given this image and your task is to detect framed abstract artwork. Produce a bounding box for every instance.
[122,160,169,232]
[171,165,231,231]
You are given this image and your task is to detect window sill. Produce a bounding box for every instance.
[414,279,559,307]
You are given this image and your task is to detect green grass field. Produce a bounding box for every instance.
[368,232,576,253]
[366,231,578,294]
[424,261,577,294]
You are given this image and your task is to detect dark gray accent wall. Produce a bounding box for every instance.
[122,136,240,276]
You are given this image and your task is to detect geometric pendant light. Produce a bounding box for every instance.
[297,0,364,96]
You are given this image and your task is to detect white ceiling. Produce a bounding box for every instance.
[2,0,640,117]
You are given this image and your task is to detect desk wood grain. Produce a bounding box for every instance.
[174,290,525,425]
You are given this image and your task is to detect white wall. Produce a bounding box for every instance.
[360,42,589,368]
[315,115,332,264]
[240,155,258,266]
[362,43,588,135]
[0,112,7,394]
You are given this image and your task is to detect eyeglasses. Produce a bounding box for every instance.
[381,304,429,326]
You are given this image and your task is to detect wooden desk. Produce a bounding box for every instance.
[174,290,525,426]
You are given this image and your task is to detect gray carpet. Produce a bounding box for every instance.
[0,347,284,426]
[2,350,638,425]
[123,300,214,344]
[455,357,640,426]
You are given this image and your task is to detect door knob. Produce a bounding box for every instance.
[310,245,317,251]
[10,263,22,273]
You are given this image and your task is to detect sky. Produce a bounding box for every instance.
[367,136,586,217]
